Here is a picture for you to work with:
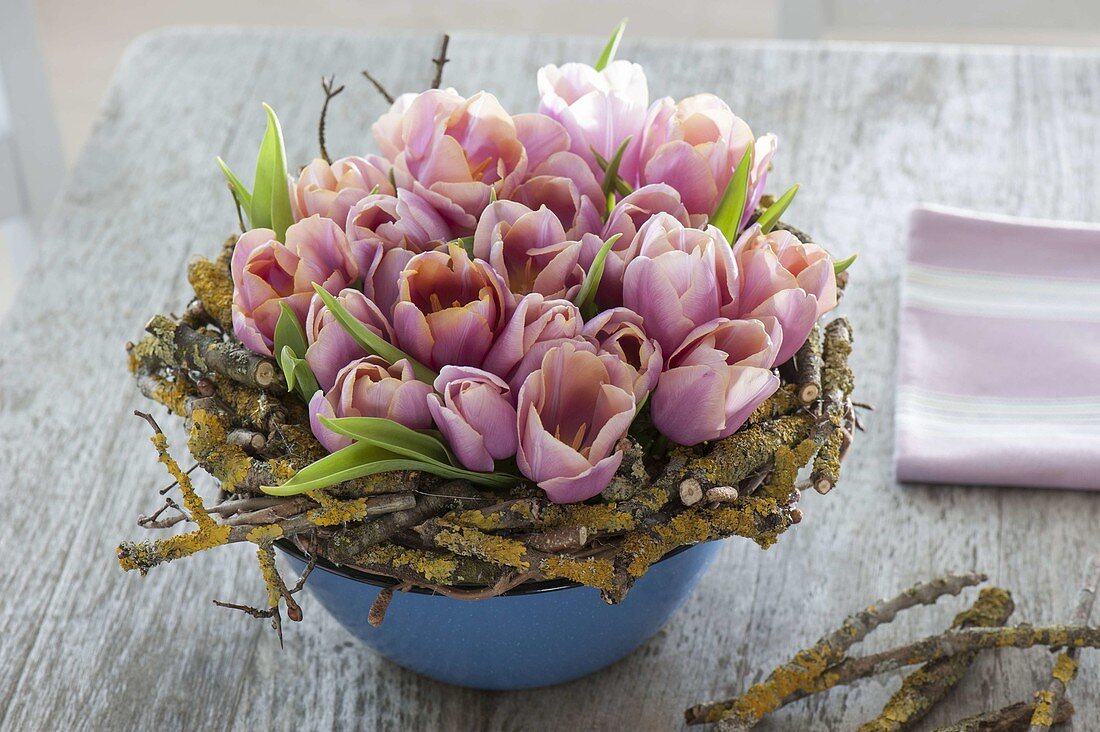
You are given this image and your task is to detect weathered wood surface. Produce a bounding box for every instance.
[1,29,1098,731]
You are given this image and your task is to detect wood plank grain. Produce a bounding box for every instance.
[0,29,1096,731]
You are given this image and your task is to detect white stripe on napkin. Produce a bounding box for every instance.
[905,263,1100,322]
[897,386,1100,426]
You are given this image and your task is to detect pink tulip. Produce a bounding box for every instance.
[513,112,571,171]
[292,156,394,225]
[651,318,781,445]
[482,293,589,390]
[304,289,394,392]
[581,184,692,306]
[517,342,637,503]
[376,89,527,227]
[510,151,605,238]
[370,247,417,320]
[537,61,649,182]
[231,216,359,356]
[346,189,454,256]
[620,214,735,356]
[427,366,518,472]
[309,356,434,453]
[733,225,837,364]
[392,243,511,371]
[582,307,663,398]
[472,201,584,300]
[345,189,456,304]
[638,94,777,221]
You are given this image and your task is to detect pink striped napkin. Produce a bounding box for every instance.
[894,204,1100,490]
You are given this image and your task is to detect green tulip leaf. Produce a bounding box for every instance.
[595,18,628,71]
[320,416,519,488]
[320,416,454,465]
[274,301,309,358]
[312,283,439,385]
[278,345,320,403]
[833,253,858,274]
[712,147,753,243]
[252,103,295,240]
[453,235,476,258]
[261,441,428,495]
[279,345,299,391]
[216,156,253,216]
[261,436,519,495]
[599,137,632,210]
[573,233,621,318]
[593,149,634,198]
[755,183,800,234]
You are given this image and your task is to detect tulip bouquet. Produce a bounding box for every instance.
[120,25,856,632]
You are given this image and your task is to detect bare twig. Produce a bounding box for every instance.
[430,33,451,89]
[317,75,345,164]
[361,69,395,104]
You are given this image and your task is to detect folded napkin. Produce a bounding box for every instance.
[894,204,1100,490]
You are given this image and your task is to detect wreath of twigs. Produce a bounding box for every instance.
[116,37,859,637]
[119,229,856,636]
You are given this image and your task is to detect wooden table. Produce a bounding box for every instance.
[1,29,1098,731]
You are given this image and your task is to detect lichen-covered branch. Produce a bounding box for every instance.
[415,519,617,594]
[793,324,823,403]
[145,314,283,392]
[325,481,486,564]
[685,572,987,728]
[606,498,794,603]
[858,587,1015,732]
[186,248,234,331]
[1028,553,1100,731]
[932,699,1073,732]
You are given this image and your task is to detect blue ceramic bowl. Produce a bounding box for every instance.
[278,539,722,690]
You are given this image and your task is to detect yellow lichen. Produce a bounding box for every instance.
[256,543,282,609]
[306,489,371,526]
[539,501,638,534]
[354,544,461,584]
[761,438,817,501]
[187,256,234,328]
[447,498,540,531]
[1031,690,1057,727]
[541,556,615,592]
[187,408,251,492]
[246,524,284,543]
[118,429,232,573]
[693,414,815,486]
[747,384,801,425]
[433,525,531,569]
[1051,651,1078,683]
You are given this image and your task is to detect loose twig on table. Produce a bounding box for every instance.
[858,587,1015,732]
[1028,553,1100,731]
[685,572,987,728]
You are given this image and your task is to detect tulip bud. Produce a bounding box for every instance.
[231,216,359,356]
[392,243,512,371]
[304,289,394,392]
[517,343,637,503]
[651,318,780,445]
[427,366,519,471]
[309,357,434,453]
[733,225,837,364]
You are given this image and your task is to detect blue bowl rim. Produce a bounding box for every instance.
[275,537,700,597]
